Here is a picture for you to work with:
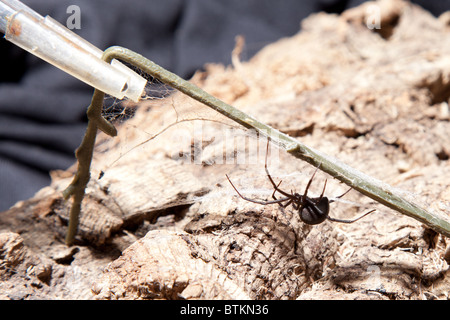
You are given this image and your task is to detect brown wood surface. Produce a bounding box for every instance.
[1,0,450,299]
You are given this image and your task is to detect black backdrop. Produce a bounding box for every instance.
[0,0,449,211]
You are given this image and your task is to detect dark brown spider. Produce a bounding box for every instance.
[226,140,375,225]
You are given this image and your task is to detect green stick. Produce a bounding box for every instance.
[63,46,450,245]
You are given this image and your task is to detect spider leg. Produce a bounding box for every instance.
[319,179,327,201]
[302,167,318,200]
[272,182,295,208]
[291,194,305,211]
[271,180,283,200]
[226,174,291,205]
[329,187,352,204]
[327,209,376,223]
[278,198,293,209]
[264,139,291,198]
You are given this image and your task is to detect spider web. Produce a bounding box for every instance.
[96,70,386,219]
[101,66,174,124]
[96,64,270,182]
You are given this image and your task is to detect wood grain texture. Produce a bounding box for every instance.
[1,0,450,299]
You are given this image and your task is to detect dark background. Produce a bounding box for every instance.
[1,0,449,211]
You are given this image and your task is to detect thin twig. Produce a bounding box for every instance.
[63,89,117,245]
[63,45,450,245]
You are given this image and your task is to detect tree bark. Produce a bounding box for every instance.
[1,0,450,299]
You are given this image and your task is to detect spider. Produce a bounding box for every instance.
[226,140,375,225]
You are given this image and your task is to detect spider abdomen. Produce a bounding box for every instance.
[299,197,329,225]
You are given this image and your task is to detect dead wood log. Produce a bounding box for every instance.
[1,0,450,299]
